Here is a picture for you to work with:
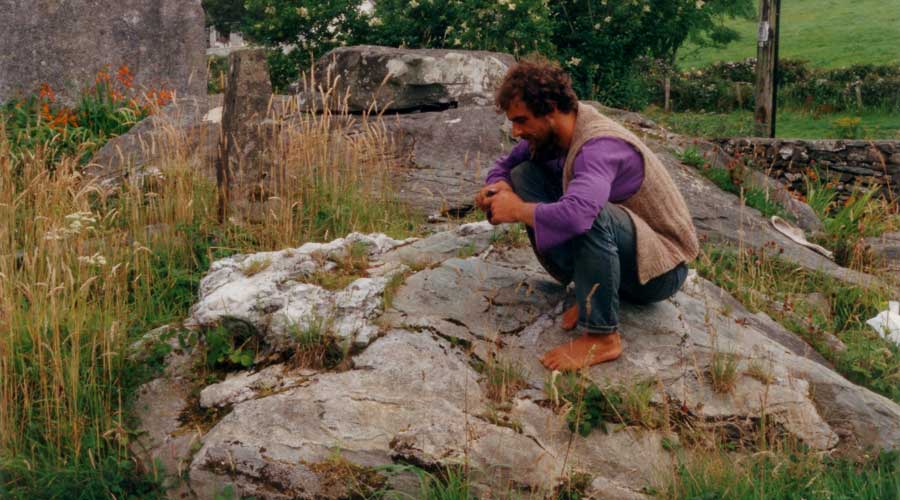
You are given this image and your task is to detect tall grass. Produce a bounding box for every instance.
[0,75,418,495]
[667,447,900,499]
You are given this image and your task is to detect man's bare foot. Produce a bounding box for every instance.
[540,332,622,370]
[561,304,578,331]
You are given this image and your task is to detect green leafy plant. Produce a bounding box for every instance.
[677,146,707,168]
[204,320,258,369]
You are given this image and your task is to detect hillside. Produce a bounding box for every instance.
[678,0,900,69]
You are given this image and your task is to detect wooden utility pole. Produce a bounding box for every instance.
[753,0,781,138]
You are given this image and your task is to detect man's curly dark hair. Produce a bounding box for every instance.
[495,56,579,117]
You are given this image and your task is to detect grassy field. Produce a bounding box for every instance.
[644,106,900,140]
[678,0,900,69]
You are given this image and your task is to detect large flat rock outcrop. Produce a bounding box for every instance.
[308,45,516,113]
[132,223,900,499]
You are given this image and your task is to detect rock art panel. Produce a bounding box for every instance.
[0,0,206,103]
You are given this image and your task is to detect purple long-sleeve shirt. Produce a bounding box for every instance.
[485,137,645,253]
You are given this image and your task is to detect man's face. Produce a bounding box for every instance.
[505,97,556,155]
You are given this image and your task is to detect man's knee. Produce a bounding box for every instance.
[509,161,539,194]
[588,205,632,238]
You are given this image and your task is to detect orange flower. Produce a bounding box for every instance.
[145,87,174,107]
[39,83,56,102]
[96,68,111,85]
[49,108,78,130]
[116,64,134,88]
[40,103,53,121]
[156,88,173,106]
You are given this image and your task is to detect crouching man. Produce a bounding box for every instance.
[475,58,699,371]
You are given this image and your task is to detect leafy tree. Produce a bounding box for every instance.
[202,0,367,90]
[202,0,754,106]
[357,0,554,56]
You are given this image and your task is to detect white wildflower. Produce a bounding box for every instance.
[409,0,419,7]
[296,6,309,17]
[507,2,516,10]
[64,211,97,235]
[695,0,705,8]
[78,253,107,267]
[368,16,383,26]
[604,15,612,23]
[44,228,65,241]
[568,57,582,66]
[643,4,651,12]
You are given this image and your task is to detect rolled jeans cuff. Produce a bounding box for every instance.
[579,321,618,335]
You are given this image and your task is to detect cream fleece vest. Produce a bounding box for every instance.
[563,103,699,284]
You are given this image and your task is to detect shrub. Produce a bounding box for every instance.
[205,0,754,110]
[662,59,900,113]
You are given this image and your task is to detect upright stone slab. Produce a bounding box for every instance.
[307,45,516,112]
[216,48,273,221]
[0,0,206,103]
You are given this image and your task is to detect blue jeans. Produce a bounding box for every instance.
[509,162,688,334]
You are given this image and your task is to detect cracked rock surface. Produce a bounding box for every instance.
[133,222,900,499]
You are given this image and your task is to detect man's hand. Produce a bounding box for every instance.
[475,181,512,212]
[486,189,535,226]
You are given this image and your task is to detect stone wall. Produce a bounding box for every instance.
[0,0,207,104]
[715,138,900,199]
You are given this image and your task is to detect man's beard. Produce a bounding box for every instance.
[527,128,558,158]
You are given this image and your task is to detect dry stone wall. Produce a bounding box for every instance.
[0,0,207,104]
[716,138,900,200]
